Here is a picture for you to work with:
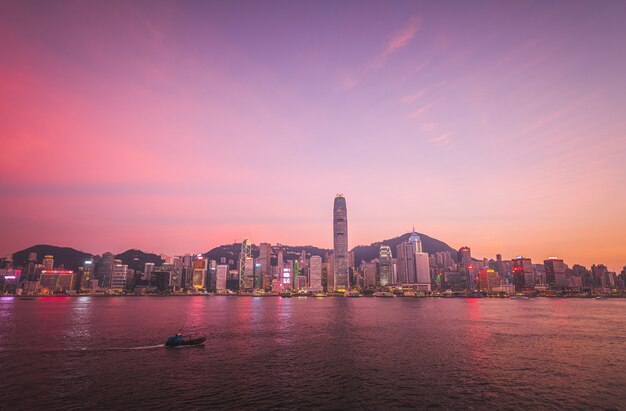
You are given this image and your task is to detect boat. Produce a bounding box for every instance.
[165,335,206,348]
[346,291,362,298]
[510,295,529,300]
[20,297,35,300]
[313,292,326,298]
[373,292,395,298]
[280,291,293,298]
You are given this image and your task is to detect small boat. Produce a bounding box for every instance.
[165,335,206,348]
[280,291,293,298]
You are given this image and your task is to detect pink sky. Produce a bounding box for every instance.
[1,1,625,270]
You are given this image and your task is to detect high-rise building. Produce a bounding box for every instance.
[192,256,207,290]
[238,238,253,291]
[544,258,566,289]
[96,252,115,288]
[110,260,128,291]
[258,243,272,288]
[479,268,500,292]
[216,265,228,291]
[512,256,533,291]
[458,247,471,267]
[42,255,54,270]
[144,262,155,281]
[378,246,393,287]
[309,256,322,291]
[333,195,349,291]
[80,260,94,291]
[396,231,430,290]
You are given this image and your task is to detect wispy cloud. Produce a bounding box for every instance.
[421,122,438,132]
[344,15,422,89]
[428,132,454,150]
[408,103,432,119]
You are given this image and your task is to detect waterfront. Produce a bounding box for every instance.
[1,297,624,409]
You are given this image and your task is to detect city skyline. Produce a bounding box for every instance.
[2,1,625,270]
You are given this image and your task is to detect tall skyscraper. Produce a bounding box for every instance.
[395,231,431,290]
[333,194,349,291]
[378,246,393,286]
[238,238,253,291]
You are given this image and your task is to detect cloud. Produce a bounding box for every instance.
[429,133,450,144]
[421,122,438,132]
[344,15,422,89]
[408,103,432,119]
[401,89,426,104]
[428,132,454,150]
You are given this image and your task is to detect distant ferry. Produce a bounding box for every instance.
[280,291,293,298]
[373,292,395,298]
[313,292,326,298]
[346,291,362,298]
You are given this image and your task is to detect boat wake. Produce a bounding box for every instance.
[68,344,164,352]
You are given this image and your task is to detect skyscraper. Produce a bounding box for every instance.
[96,252,115,288]
[238,238,253,291]
[378,246,393,287]
[544,257,566,289]
[309,255,322,291]
[258,243,272,288]
[333,194,349,291]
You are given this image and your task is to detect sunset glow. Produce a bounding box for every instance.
[1,1,625,270]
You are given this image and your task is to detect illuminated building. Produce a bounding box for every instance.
[216,265,228,291]
[396,231,430,290]
[42,255,54,270]
[333,194,349,291]
[309,256,322,291]
[238,238,253,291]
[458,247,471,267]
[543,258,565,289]
[258,243,272,288]
[479,268,500,292]
[97,252,115,288]
[39,270,74,293]
[512,257,533,291]
[281,267,293,290]
[378,246,393,286]
[80,260,94,291]
[192,256,207,290]
[207,259,217,292]
[327,254,334,291]
[366,261,378,288]
[296,275,307,290]
[110,260,128,291]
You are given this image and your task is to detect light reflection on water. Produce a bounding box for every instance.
[0,297,624,409]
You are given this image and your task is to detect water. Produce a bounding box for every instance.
[0,296,624,409]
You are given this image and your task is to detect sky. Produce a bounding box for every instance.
[1,0,625,270]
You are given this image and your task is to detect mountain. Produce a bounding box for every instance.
[352,232,458,263]
[9,231,459,272]
[203,243,330,268]
[115,249,163,272]
[10,245,93,271]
